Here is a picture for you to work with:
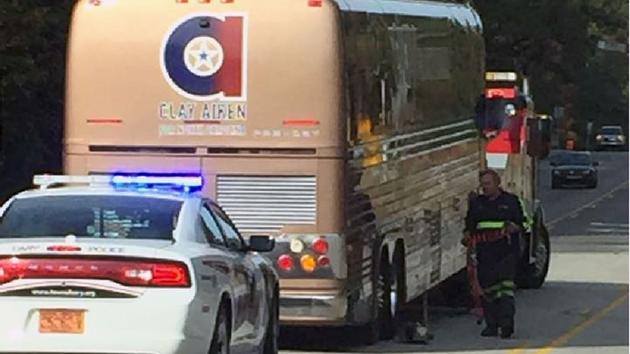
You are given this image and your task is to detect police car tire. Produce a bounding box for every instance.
[209,305,231,354]
[262,290,279,354]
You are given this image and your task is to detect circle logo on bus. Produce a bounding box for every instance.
[183,36,224,77]
[160,14,246,101]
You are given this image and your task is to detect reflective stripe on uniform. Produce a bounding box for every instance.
[484,280,515,294]
[476,221,506,230]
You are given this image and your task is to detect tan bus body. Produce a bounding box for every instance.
[65,0,485,329]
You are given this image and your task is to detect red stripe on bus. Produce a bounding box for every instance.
[86,118,122,124]
[283,119,320,126]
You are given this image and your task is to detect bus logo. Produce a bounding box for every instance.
[160,14,247,101]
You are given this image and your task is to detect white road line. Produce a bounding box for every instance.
[587,228,629,234]
[590,222,629,227]
[548,180,629,228]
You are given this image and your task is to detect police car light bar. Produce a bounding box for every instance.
[110,175,203,188]
[33,175,111,189]
[485,72,518,82]
[34,174,204,192]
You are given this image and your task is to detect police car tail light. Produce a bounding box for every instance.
[0,257,190,287]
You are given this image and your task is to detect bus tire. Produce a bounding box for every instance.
[361,247,393,344]
[389,245,406,337]
[516,225,550,289]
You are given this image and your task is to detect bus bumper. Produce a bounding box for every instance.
[279,289,348,325]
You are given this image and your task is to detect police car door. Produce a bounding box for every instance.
[208,202,265,348]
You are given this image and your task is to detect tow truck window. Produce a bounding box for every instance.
[0,196,182,240]
[484,99,511,130]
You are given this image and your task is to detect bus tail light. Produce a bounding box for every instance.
[277,255,294,272]
[300,255,317,273]
[289,239,305,253]
[308,0,323,7]
[317,256,330,268]
[312,238,329,254]
[0,257,190,287]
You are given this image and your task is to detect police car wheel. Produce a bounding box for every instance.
[209,305,231,354]
[262,290,279,354]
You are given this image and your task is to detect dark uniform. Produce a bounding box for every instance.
[464,189,526,337]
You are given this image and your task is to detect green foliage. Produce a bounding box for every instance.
[474,0,628,141]
[0,0,74,200]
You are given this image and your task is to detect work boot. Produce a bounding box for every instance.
[500,326,514,339]
[497,296,515,339]
[481,326,498,337]
[481,298,499,337]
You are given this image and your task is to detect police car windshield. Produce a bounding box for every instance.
[0,195,182,240]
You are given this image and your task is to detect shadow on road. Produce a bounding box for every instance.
[280,281,628,353]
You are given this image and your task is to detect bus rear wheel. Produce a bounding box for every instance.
[362,249,396,344]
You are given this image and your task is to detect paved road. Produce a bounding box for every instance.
[280,151,629,354]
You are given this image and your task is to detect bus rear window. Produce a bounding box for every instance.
[0,196,182,240]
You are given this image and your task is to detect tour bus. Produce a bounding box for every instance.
[64,0,491,342]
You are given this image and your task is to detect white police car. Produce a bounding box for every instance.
[0,174,279,354]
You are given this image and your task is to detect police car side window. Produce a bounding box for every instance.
[209,204,244,251]
[200,206,226,247]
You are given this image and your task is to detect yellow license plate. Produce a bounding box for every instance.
[39,309,85,334]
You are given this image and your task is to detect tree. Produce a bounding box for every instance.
[474,0,628,143]
[0,1,74,200]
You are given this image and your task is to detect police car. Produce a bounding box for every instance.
[0,174,279,354]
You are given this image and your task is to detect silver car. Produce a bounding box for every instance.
[595,125,626,151]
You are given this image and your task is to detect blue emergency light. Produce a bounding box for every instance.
[110,173,204,193]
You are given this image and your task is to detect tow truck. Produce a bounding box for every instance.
[476,71,551,289]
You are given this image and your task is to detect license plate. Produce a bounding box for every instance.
[566,175,582,179]
[39,309,85,334]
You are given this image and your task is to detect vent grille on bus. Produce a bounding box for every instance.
[217,176,317,234]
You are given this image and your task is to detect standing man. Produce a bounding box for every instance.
[463,169,525,338]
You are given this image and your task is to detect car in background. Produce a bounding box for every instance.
[0,174,279,354]
[595,125,626,151]
[551,151,599,189]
